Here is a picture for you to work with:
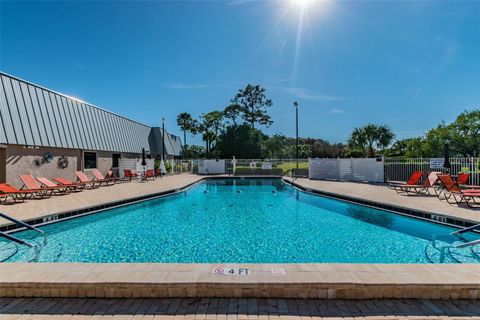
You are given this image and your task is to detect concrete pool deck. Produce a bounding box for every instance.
[0,174,479,301]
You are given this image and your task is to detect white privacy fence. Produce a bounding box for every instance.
[198,159,226,174]
[309,158,385,183]
[155,157,480,186]
[118,158,154,177]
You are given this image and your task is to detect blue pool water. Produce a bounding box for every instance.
[1,179,479,263]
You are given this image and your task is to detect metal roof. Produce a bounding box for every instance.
[0,72,152,153]
[148,128,183,157]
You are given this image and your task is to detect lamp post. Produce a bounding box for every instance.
[162,118,166,161]
[294,101,299,170]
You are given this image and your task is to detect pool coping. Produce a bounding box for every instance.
[1,263,479,299]
[1,176,480,300]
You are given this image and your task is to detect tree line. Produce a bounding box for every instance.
[177,84,479,159]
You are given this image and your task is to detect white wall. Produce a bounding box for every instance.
[198,159,225,175]
[309,158,384,183]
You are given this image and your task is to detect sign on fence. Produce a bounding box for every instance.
[429,158,445,169]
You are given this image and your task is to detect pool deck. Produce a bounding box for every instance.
[1,174,480,302]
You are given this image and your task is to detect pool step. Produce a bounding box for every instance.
[0,242,18,262]
[425,241,480,263]
[3,239,63,262]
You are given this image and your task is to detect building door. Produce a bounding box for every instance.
[0,146,6,183]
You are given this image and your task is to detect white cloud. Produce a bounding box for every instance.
[160,83,236,90]
[326,108,345,114]
[226,0,257,5]
[280,87,346,101]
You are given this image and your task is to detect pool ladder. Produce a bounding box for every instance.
[0,213,44,248]
[434,224,480,263]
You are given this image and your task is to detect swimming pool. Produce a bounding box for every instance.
[1,178,479,263]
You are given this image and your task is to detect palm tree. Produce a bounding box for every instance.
[348,124,395,157]
[176,112,196,159]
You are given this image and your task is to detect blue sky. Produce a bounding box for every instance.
[1,0,479,145]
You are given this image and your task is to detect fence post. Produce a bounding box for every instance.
[472,156,475,186]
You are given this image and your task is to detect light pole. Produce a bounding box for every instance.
[294,101,299,170]
[162,118,166,161]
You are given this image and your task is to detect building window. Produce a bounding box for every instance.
[83,152,97,169]
[112,153,121,168]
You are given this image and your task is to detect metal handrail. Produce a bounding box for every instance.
[451,224,480,235]
[0,213,44,234]
[454,239,480,249]
[0,231,34,248]
[439,239,480,262]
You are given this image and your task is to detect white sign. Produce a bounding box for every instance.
[212,267,250,276]
[430,158,445,169]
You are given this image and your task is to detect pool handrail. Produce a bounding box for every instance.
[0,230,34,248]
[0,212,44,234]
[451,223,480,235]
[439,239,480,263]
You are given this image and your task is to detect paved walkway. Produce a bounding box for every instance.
[287,178,480,224]
[1,298,479,319]
[0,174,204,227]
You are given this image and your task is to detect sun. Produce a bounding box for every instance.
[291,0,314,9]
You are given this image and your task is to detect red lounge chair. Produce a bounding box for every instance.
[396,171,442,196]
[437,174,480,207]
[52,177,86,192]
[19,175,59,198]
[37,177,70,194]
[124,169,138,182]
[107,170,127,183]
[456,172,480,189]
[457,172,469,185]
[36,177,72,195]
[74,171,101,189]
[0,183,37,203]
[388,171,424,192]
[145,169,155,181]
[91,169,116,185]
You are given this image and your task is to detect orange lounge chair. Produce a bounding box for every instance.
[91,169,116,185]
[107,170,128,183]
[396,171,442,196]
[0,183,37,203]
[52,177,86,192]
[74,171,101,189]
[437,174,480,207]
[388,171,424,192]
[145,169,155,181]
[124,169,138,182]
[36,177,72,195]
[456,172,480,189]
[19,174,60,198]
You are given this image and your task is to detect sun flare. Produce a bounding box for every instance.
[291,0,314,9]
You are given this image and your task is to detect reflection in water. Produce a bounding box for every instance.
[346,207,394,229]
